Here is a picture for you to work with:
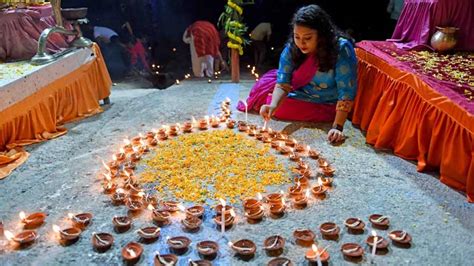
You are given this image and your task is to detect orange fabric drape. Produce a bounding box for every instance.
[0,44,111,179]
[352,47,474,202]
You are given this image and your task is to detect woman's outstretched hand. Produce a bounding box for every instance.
[327,128,345,143]
[260,104,277,121]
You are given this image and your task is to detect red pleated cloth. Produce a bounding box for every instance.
[185,20,221,57]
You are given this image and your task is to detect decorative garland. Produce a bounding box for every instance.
[218,0,251,56]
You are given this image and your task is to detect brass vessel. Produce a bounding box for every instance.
[430,26,458,52]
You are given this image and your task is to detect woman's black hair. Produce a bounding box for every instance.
[287,4,350,72]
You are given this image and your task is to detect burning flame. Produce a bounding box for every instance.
[4,230,14,241]
[228,241,233,248]
[257,193,263,201]
[371,230,377,237]
[116,188,125,194]
[123,139,131,146]
[52,224,61,233]
[219,198,226,207]
[312,244,319,255]
[19,211,26,221]
[318,177,323,186]
[68,213,74,219]
[296,181,301,189]
[305,189,310,198]
[119,148,125,154]
[176,79,180,85]
[177,204,186,212]
[230,209,236,217]
[204,115,209,123]
[101,160,110,172]
[191,116,197,125]
[138,133,144,139]
[112,154,118,161]
[104,173,112,181]
[147,204,155,211]
[225,97,231,103]
[137,191,145,198]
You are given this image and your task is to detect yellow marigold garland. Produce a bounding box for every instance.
[139,129,290,204]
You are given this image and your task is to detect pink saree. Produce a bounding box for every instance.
[237,55,336,122]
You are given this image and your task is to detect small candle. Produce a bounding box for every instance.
[371,230,377,258]
[219,198,226,234]
[176,79,180,85]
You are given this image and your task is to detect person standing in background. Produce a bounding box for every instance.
[387,0,404,34]
[250,22,272,71]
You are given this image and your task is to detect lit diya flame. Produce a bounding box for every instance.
[4,230,14,241]
[19,211,26,221]
[318,177,323,187]
[192,116,197,126]
[219,198,226,208]
[257,193,263,201]
[177,204,186,212]
[176,79,180,85]
[123,138,131,146]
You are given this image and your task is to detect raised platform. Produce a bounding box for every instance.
[352,40,474,201]
[0,44,111,178]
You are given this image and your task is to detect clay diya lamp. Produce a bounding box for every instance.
[366,235,389,251]
[152,209,171,226]
[244,207,265,224]
[288,152,301,162]
[238,124,249,132]
[183,122,193,133]
[124,161,137,171]
[188,260,212,266]
[243,198,262,213]
[112,216,132,233]
[344,218,365,234]
[308,149,320,159]
[213,213,235,231]
[130,152,141,162]
[305,244,330,265]
[131,136,142,145]
[103,181,117,194]
[169,125,180,136]
[321,176,334,187]
[229,239,257,261]
[296,160,309,170]
[226,119,236,129]
[267,257,294,266]
[263,235,285,257]
[69,213,93,230]
[248,129,257,137]
[269,203,286,218]
[53,225,82,245]
[144,194,159,208]
[214,204,233,216]
[256,132,263,140]
[295,144,306,153]
[294,176,309,189]
[186,205,205,219]
[115,151,126,162]
[92,232,114,253]
[154,253,178,266]
[122,242,143,264]
[20,211,46,229]
[270,140,281,149]
[285,138,297,147]
[279,145,292,155]
[148,137,158,146]
[211,118,220,128]
[320,165,336,177]
[288,184,304,198]
[181,215,203,232]
[311,184,327,198]
[389,230,412,247]
[369,214,390,230]
[293,229,316,247]
[163,201,181,213]
[5,230,38,248]
[198,119,209,130]
[292,193,308,209]
[341,243,364,260]
[125,197,144,213]
[167,236,191,255]
[262,136,272,143]
[108,159,120,171]
[275,132,287,141]
[197,240,219,260]
[146,131,156,139]
[265,192,284,204]
[319,222,340,240]
[137,226,161,243]
[158,132,168,141]
[219,115,228,122]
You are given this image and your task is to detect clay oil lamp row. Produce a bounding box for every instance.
[196,240,219,260]
[154,252,178,266]
[198,116,210,130]
[238,121,249,132]
[228,239,257,261]
[19,211,47,229]
[167,236,192,255]
[92,232,114,253]
[122,242,143,264]
[264,192,286,218]
[52,224,82,246]
[305,244,330,265]
[292,189,310,210]
[263,235,285,257]
[137,226,161,243]
[226,119,236,129]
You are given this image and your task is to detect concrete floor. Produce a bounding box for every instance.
[0,77,473,265]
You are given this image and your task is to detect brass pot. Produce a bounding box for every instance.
[430,26,459,52]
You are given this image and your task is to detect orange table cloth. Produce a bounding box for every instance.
[0,44,111,179]
[352,41,474,202]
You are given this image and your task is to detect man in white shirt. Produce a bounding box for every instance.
[250,22,272,70]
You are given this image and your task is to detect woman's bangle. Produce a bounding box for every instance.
[332,124,344,132]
